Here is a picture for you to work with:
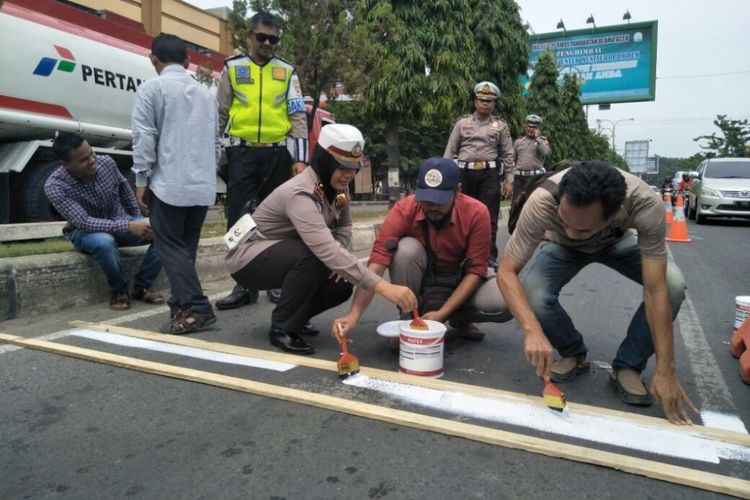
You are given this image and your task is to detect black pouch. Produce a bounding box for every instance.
[418,220,464,314]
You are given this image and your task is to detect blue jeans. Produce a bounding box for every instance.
[72,217,162,294]
[522,235,686,371]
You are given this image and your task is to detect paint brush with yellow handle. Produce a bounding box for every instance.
[410,307,428,330]
[542,376,570,417]
[336,322,360,380]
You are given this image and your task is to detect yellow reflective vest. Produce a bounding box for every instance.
[225,56,297,143]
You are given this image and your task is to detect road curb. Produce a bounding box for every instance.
[0,223,379,322]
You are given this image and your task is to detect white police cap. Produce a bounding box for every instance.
[318,124,365,169]
[473,81,499,99]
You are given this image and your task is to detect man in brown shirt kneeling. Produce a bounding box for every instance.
[497,161,697,425]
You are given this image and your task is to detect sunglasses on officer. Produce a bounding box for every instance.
[251,32,280,45]
[475,97,495,103]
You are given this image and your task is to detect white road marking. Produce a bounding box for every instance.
[344,374,750,465]
[103,291,229,326]
[68,328,295,372]
[677,293,748,433]
[0,329,73,354]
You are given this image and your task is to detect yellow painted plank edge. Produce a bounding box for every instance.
[2,331,749,498]
[71,320,750,447]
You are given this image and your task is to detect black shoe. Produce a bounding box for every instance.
[268,326,315,355]
[215,285,258,310]
[266,288,282,303]
[299,321,319,336]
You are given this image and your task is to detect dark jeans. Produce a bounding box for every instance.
[72,216,161,294]
[513,174,531,200]
[460,167,500,262]
[232,239,353,333]
[225,145,293,228]
[522,235,686,371]
[149,194,211,315]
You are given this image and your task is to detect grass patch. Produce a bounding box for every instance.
[0,238,74,258]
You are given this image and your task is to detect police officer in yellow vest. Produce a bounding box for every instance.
[444,81,514,269]
[216,11,309,310]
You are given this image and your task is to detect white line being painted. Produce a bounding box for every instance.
[68,328,296,372]
[701,410,749,435]
[344,374,750,465]
[677,293,748,434]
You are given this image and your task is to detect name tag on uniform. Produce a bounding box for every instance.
[235,65,253,84]
[272,66,286,81]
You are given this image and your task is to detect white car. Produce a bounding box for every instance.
[687,158,750,224]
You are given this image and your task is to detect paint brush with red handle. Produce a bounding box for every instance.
[336,322,360,380]
[542,375,570,417]
[410,307,428,330]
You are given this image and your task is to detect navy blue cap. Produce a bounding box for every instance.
[415,157,460,205]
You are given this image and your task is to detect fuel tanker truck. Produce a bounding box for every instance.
[0,0,229,224]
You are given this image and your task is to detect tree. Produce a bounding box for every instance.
[468,0,529,137]
[694,114,750,157]
[353,1,477,181]
[272,0,360,129]
[525,49,560,130]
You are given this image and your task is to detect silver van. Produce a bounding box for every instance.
[687,157,750,223]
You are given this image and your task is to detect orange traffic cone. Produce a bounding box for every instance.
[666,200,691,242]
[664,194,673,225]
[675,193,686,210]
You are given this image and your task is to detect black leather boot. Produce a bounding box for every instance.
[268,326,315,354]
[215,284,259,310]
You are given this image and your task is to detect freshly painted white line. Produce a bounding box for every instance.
[677,294,748,433]
[68,328,296,372]
[344,374,750,465]
[701,410,749,434]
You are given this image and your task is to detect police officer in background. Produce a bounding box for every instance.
[513,114,551,195]
[215,11,309,310]
[444,81,514,269]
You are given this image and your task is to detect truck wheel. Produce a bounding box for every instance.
[21,162,63,222]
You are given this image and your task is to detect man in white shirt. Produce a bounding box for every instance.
[132,33,220,335]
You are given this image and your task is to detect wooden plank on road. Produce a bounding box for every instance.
[1,331,749,498]
[71,320,750,448]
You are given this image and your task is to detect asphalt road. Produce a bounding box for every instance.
[1,214,749,499]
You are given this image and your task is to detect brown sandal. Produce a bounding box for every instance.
[160,310,216,335]
[133,288,165,305]
[110,291,131,311]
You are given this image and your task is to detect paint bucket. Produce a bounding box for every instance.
[735,296,750,334]
[399,320,446,378]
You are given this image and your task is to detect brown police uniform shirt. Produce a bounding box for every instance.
[443,113,515,182]
[513,136,551,172]
[225,167,382,291]
[504,169,667,265]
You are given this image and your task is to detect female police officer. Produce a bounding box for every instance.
[225,124,417,354]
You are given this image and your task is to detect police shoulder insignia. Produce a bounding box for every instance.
[272,67,286,81]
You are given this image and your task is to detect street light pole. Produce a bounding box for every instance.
[596,118,634,151]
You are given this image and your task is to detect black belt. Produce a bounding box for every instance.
[516,168,546,177]
[458,160,497,170]
[229,137,286,148]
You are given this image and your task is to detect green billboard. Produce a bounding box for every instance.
[525,21,658,104]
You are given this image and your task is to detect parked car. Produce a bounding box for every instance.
[687,158,750,224]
